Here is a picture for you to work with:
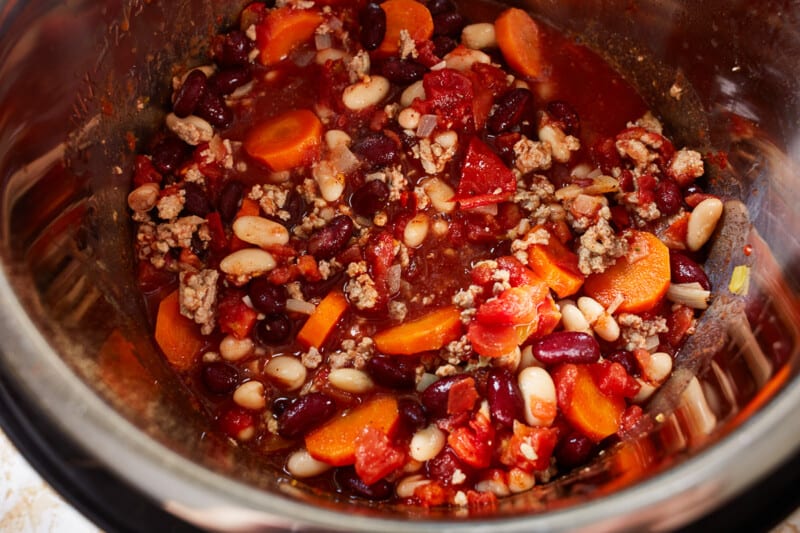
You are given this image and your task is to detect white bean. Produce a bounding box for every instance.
[220,249,277,278]
[434,130,458,149]
[559,300,592,334]
[508,467,535,493]
[233,215,290,248]
[475,475,510,497]
[315,48,349,65]
[286,449,332,478]
[127,182,160,212]
[444,47,491,71]
[342,75,390,110]
[421,177,456,213]
[519,345,541,369]
[493,346,521,372]
[687,197,723,251]
[633,377,656,403]
[518,367,557,427]
[325,129,351,150]
[165,113,213,146]
[398,107,421,130]
[219,335,253,362]
[233,380,266,410]
[396,475,431,499]
[409,424,446,462]
[403,213,430,248]
[644,351,673,384]
[577,296,620,342]
[264,356,307,391]
[461,23,497,50]
[328,368,375,393]
[400,80,425,107]
[538,123,576,163]
[313,160,346,202]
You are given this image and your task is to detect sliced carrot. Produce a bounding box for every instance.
[526,227,585,299]
[373,306,462,355]
[154,290,204,371]
[583,230,671,313]
[495,8,544,80]
[244,109,323,172]
[553,363,625,442]
[256,7,324,66]
[296,290,348,349]
[305,396,399,466]
[376,0,434,56]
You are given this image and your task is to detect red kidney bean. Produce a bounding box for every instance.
[207,66,252,96]
[271,397,291,417]
[202,362,239,394]
[377,57,428,85]
[254,314,292,345]
[214,30,253,67]
[433,11,465,37]
[432,35,457,58]
[307,215,355,259]
[359,3,386,51]
[590,137,621,175]
[426,448,474,486]
[365,354,417,389]
[217,180,244,222]
[277,392,336,439]
[334,467,393,500]
[397,398,427,433]
[350,179,389,217]
[248,278,287,314]
[546,100,581,136]
[532,331,600,365]
[669,251,711,290]
[183,182,212,217]
[555,432,595,469]
[420,374,466,419]
[426,0,455,16]
[195,90,233,129]
[606,349,640,377]
[303,271,346,300]
[281,190,306,228]
[487,88,532,134]
[173,70,207,118]
[151,136,190,174]
[351,133,399,168]
[654,178,682,215]
[487,368,523,429]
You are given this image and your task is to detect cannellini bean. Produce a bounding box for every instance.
[519,345,541,369]
[325,129,351,150]
[398,107,421,130]
[127,182,160,212]
[313,161,346,202]
[286,449,332,478]
[538,123,577,163]
[508,467,535,493]
[220,249,277,277]
[475,472,510,497]
[264,356,307,391]
[434,130,458,149]
[400,80,425,107]
[417,372,438,392]
[403,213,430,248]
[633,377,656,403]
[518,367,557,427]
[431,217,449,236]
[687,197,723,251]
[233,215,290,248]
[577,296,620,342]
[493,346,521,372]
[409,424,446,462]
[342,75,390,110]
[643,351,673,384]
[421,177,456,213]
[396,475,431,499]
[165,113,214,146]
[444,47,491,71]
[461,22,497,50]
[328,368,375,393]
[233,380,266,410]
[559,300,592,334]
[219,335,253,362]
[315,48,349,65]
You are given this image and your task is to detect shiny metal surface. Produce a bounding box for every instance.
[0,0,798,530]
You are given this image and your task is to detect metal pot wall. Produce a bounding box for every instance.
[0,0,797,530]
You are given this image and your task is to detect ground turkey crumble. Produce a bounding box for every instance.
[178,269,219,335]
[618,313,669,351]
[345,261,380,310]
[328,337,375,369]
[576,218,629,275]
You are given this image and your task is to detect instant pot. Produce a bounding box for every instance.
[0,0,798,531]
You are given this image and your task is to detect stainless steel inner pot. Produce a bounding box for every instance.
[0,0,798,530]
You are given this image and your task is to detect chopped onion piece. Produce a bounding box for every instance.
[331,144,360,174]
[667,282,711,309]
[314,33,332,51]
[293,49,316,67]
[465,203,498,216]
[286,298,316,315]
[416,114,438,138]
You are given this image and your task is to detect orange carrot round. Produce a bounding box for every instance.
[296,290,348,349]
[526,227,585,299]
[376,0,434,56]
[373,306,462,355]
[553,364,624,442]
[154,290,204,371]
[244,109,322,172]
[495,7,544,80]
[583,230,671,313]
[256,7,324,66]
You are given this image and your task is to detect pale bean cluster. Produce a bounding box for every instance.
[558,297,620,342]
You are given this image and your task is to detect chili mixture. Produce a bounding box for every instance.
[128,0,720,508]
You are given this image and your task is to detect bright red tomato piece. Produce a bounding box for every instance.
[476,284,547,326]
[418,68,475,125]
[354,426,406,486]
[500,422,558,472]
[217,291,259,339]
[454,137,516,209]
[467,320,520,358]
[447,410,494,469]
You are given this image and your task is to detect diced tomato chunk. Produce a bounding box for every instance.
[447,410,495,469]
[500,421,558,472]
[354,426,406,485]
[217,290,258,339]
[453,137,516,209]
[447,376,478,416]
